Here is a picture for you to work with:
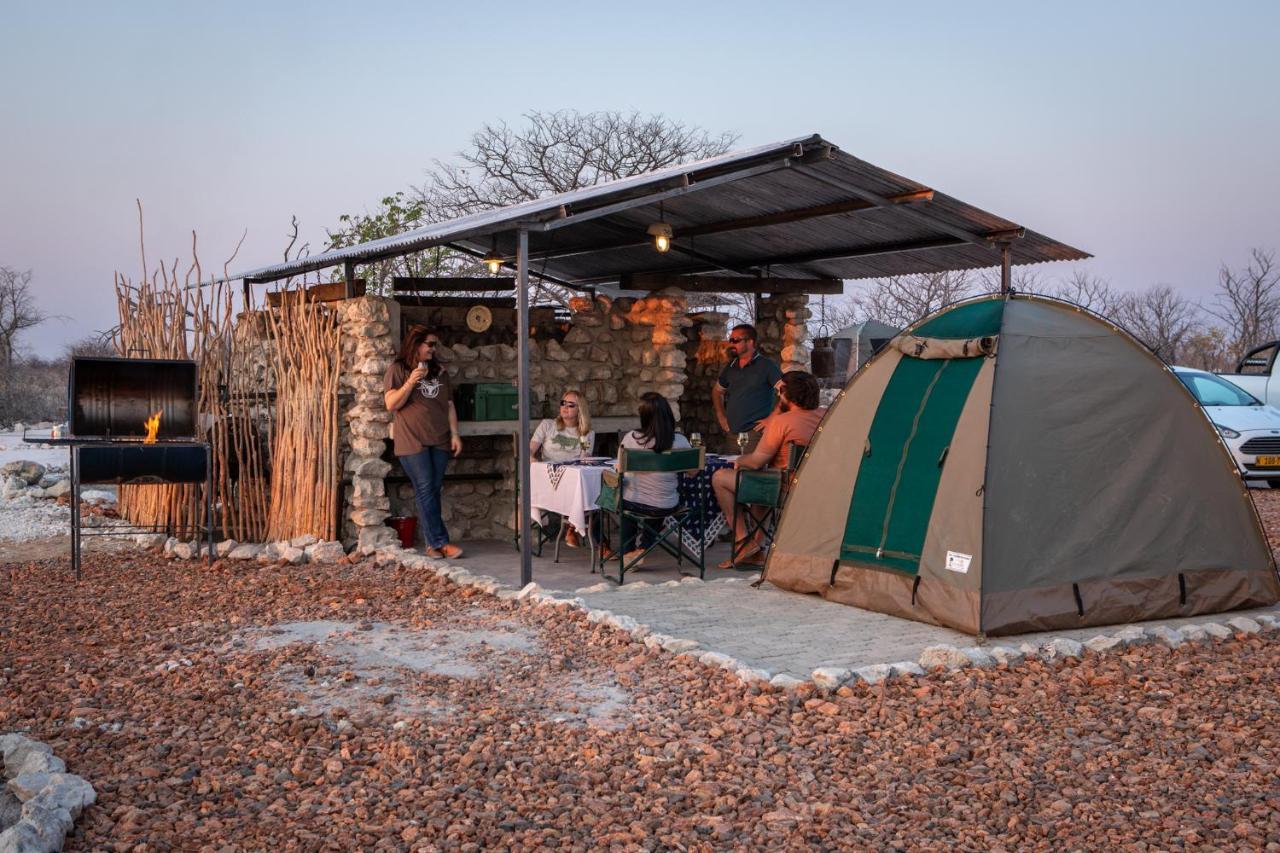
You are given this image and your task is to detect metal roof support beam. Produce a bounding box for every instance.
[520,189,937,263]
[444,243,589,291]
[621,274,843,294]
[515,228,533,588]
[792,165,1025,252]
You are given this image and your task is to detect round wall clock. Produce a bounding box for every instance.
[466,304,492,333]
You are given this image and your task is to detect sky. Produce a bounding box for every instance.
[3,0,1279,357]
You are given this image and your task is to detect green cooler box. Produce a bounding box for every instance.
[454,383,533,421]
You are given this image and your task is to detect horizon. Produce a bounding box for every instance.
[4,1,1279,357]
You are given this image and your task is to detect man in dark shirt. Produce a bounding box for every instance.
[713,323,782,447]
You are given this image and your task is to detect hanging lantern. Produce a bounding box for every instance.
[810,293,836,379]
[483,237,503,274]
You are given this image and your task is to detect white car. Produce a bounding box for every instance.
[1173,366,1280,487]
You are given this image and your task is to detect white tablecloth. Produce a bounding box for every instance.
[529,459,612,536]
[529,455,737,552]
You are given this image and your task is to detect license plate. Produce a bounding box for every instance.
[1257,455,1280,467]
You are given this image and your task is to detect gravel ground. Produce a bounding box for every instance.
[4,544,1280,850]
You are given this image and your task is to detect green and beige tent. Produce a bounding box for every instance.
[764,293,1280,636]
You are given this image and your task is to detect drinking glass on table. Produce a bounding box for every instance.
[578,434,591,459]
[736,432,749,454]
[690,432,702,449]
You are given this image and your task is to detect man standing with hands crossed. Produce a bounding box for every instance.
[712,323,782,453]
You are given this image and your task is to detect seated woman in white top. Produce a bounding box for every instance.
[530,389,595,545]
[605,391,691,560]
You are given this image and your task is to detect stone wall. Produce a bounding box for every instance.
[681,312,732,448]
[755,293,813,373]
[336,296,400,552]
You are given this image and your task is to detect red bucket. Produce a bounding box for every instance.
[388,516,417,548]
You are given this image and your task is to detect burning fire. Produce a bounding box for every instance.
[143,411,162,444]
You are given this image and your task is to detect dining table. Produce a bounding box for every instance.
[529,453,737,554]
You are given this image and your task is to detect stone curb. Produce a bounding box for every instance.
[132,538,1280,695]
[0,733,96,853]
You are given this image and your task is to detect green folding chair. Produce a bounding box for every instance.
[730,442,806,569]
[593,446,706,584]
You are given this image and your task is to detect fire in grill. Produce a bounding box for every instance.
[49,356,215,576]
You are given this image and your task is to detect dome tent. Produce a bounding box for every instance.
[763,293,1280,636]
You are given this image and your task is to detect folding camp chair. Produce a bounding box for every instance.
[730,442,806,569]
[593,446,706,584]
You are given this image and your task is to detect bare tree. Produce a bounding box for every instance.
[327,111,739,298]
[0,267,45,379]
[1205,248,1280,361]
[1115,284,1199,363]
[1180,326,1232,372]
[420,110,739,218]
[1047,269,1126,317]
[852,270,978,329]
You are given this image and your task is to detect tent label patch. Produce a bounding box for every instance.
[945,551,972,573]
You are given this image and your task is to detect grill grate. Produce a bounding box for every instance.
[1240,437,1280,454]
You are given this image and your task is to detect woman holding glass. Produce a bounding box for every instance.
[530,390,595,546]
[383,325,464,559]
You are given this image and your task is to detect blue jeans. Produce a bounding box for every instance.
[400,446,450,549]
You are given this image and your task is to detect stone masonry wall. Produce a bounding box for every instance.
[337,296,399,552]
[681,312,732,449]
[756,293,813,373]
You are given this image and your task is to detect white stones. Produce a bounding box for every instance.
[661,638,700,654]
[699,651,737,669]
[290,533,318,548]
[162,537,179,556]
[643,633,671,651]
[171,542,196,560]
[769,674,807,689]
[227,543,263,561]
[0,734,95,852]
[515,582,542,601]
[1112,625,1148,645]
[574,583,612,594]
[959,646,996,668]
[1177,624,1209,643]
[41,478,71,499]
[1040,638,1084,661]
[1255,613,1280,632]
[133,533,166,549]
[851,663,896,684]
[604,613,642,634]
[985,646,1026,666]
[1084,635,1125,654]
[890,661,926,678]
[1201,622,1234,640]
[678,576,703,585]
[278,546,306,565]
[215,539,238,558]
[811,667,852,689]
[307,541,345,564]
[1147,626,1185,649]
[1226,616,1262,634]
[735,667,772,684]
[918,645,971,671]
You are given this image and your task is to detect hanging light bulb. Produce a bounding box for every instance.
[483,238,502,274]
[647,222,673,253]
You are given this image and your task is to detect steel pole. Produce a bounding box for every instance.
[516,229,533,586]
[1000,243,1012,294]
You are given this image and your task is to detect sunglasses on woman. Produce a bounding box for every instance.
[559,400,578,408]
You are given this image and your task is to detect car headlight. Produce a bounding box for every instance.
[1214,424,1241,439]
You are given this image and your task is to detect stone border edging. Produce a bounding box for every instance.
[0,734,96,852]
[148,540,1280,695]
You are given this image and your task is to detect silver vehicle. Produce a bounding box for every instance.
[1173,365,1280,487]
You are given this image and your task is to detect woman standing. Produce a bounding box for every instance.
[531,389,595,546]
[383,326,465,559]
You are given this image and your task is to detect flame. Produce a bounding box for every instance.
[143,411,162,444]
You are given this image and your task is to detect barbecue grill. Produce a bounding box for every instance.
[27,356,214,577]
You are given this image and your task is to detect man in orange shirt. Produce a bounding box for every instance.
[712,370,825,567]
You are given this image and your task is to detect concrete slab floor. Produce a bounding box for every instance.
[433,538,1280,680]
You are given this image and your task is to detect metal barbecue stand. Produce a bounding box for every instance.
[41,356,216,579]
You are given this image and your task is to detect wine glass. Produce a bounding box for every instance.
[579,434,591,459]
[690,432,703,449]
[736,432,749,454]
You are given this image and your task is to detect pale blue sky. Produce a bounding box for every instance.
[3,1,1279,356]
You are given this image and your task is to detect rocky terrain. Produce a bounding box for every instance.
[3,533,1279,849]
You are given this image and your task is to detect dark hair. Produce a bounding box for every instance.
[633,391,677,453]
[397,325,442,379]
[780,370,820,410]
[730,323,758,342]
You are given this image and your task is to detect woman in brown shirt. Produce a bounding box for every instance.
[383,326,464,558]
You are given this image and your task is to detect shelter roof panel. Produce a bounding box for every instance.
[233,134,1088,288]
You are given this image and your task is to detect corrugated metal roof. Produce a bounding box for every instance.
[234,133,1088,286]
